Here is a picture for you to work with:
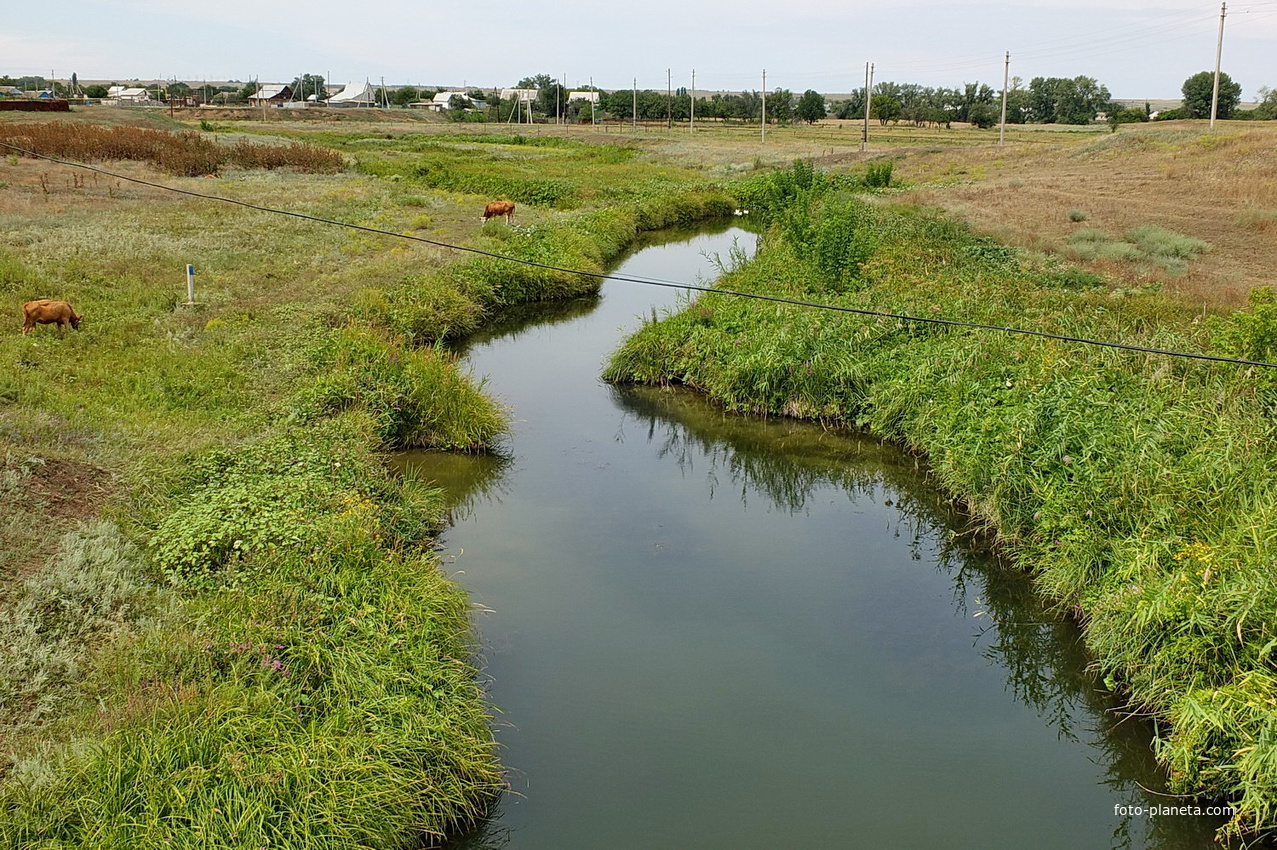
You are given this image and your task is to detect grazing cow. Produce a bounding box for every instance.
[22,300,81,335]
[482,200,516,224]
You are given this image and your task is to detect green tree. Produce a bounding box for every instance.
[289,74,327,101]
[1256,86,1277,120]
[968,102,997,129]
[767,88,794,124]
[1182,70,1242,119]
[516,74,554,90]
[871,94,901,124]
[536,82,567,118]
[393,86,419,106]
[85,84,108,99]
[795,89,826,124]
[1026,76,1110,124]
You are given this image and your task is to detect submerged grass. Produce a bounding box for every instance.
[606,162,1277,840]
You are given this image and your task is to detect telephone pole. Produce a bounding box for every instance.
[1210,1,1227,130]
[667,68,672,131]
[690,69,695,133]
[861,62,873,152]
[761,68,767,143]
[633,77,637,132]
[999,51,1009,146]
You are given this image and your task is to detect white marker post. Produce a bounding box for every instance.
[185,264,196,305]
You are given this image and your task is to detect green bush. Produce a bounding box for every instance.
[292,327,507,450]
[863,160,893,188]
[0,522,159,734]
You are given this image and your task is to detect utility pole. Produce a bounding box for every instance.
[761,68,767,143]
[590,75,596,126]
[633,77,637,132]
[691,69,695,133]
[1210,1,1227,130]
[861,62,873,152]
[999,51,1009,146]
[667,68,672,131]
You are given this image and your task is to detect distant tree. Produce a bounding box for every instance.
[1182,70,1242,119]
[795,89,826,124]
[393,86,419,106]
[1003,78,1030,124]
[871,94,901,124]
[239,81,259,100]
[289,74,327,101]
[85,84,108,99]
[1256,86,1277,120]
[600,89,632,120]
[167,81,191,96]
[1026,76,1110,124]
[968,102,997,129]
[516,73,554,91]
[768,88,794,124]
[832,91,865,120]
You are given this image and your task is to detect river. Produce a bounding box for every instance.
[399,221,1225,849]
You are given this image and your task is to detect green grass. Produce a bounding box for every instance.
[0,114,743,847]
[1063,224,1210,276]
[605,164,1277,840]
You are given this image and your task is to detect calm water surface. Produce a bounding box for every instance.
[402,222,1225,849]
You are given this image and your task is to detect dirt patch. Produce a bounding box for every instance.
[1,455,114,595]
[20,456,112,519]
[896,122,1277,307]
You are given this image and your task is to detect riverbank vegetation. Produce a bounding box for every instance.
[4,107,1277,844]
[606,160,1277,839]
[0,112,731,847]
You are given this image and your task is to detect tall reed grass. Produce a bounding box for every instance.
[606,164,1277,840]
[0,122,343,176]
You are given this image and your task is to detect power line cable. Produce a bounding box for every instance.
[4,140,1275,370]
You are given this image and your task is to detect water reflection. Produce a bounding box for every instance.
[417,224,1235,849]
[392,449,511,525]
[614,384,1228,848]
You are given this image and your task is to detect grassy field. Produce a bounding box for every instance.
[2,105,1277,845]
[0,108,733,848]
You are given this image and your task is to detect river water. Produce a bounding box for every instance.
[402,222,1225,849]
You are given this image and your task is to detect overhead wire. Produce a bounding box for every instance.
[3,140,1275,370]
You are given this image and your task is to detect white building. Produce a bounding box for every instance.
[328,81,377,107]
[106,86,152,104]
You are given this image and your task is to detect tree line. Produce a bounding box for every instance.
[13,69,1276,125]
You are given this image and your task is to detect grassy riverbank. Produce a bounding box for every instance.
[606,164,1277,839]
[0,112,731,847]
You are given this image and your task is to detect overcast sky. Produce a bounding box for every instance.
[4,0,1275,101]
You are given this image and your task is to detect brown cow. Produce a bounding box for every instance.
[482,200,516,224]
[22,300,81,335]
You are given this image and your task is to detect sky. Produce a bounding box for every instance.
[4,0,1275,101]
